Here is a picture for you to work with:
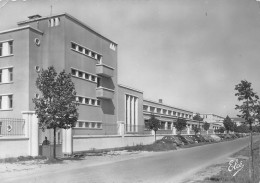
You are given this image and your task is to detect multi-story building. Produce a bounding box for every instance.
[0,13,214,157]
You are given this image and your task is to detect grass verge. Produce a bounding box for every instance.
[206,140,260,183]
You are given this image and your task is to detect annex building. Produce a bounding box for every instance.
[0,13,220,158]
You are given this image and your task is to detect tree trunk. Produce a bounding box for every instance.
[53,127,56,159]
[154,130,156,142]
[248,123,254,183]
[250,130,254,183]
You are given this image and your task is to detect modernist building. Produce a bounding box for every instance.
[0,13,219,156]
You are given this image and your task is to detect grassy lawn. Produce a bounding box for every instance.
[205,140,260,183]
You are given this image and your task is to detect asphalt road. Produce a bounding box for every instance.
[4,136,258,183]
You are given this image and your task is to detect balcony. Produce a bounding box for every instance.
[96,87,114,99]
[96,64,114,77]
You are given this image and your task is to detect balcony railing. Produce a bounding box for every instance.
[96,64,114,77]
[96,87,114,99]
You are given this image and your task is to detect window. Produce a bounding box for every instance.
[78,71,83,78]
[85,98,89,104]
[0,41,13,57]
[78,97,83,103]
[71,68,97,83]
[8,68,13,81]
[91,123,96,128]
[0,95,13,110]
[49,17,60,27]
[78,122,84,128]
[84,73,89,80]
[167,122,171,130]
[71,43,77,50]
[0,67,13,83]
[9,95,12,109]
[91,76,96,82]
[97,100,100,106]
[97,77,101,87]
[75,96,100,107]
[97,123,102,129]
[85,122,89,128]
[70,42,102,63]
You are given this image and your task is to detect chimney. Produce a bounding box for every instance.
[159,99,163,103]
[28,14,42,20]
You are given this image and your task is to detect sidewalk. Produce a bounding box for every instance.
[1,150,163,182]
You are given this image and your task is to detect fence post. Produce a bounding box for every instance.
[187,126,190,135]
[117,121,125,137]
[172,127,176,135]
[62,128,73,155]
[21,111,39,156]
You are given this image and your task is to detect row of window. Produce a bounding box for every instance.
[143,105,192,119]
[0,95,13,110]
[71,42,102,64]
[76,121,102,129]
[75,96,100,106]
[0,41,13,57]
[0,68,13,83]
[71,68,97,83]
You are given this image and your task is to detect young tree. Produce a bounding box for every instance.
[203,122,210,131]
[192,125,200,135]
[146,114,160,141]
[193,113,204,133]
[174,118,187,134]
[235,80,259,182]
[223,116,234,134]
[33,66,79,158]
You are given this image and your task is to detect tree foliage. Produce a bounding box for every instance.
[33,66,79,158]
[146,114,160,141]
[174,118,187,134]
[203,122,210,131]
[223,115,234,133]
[235,124,249,133]
[215,127,225,133]
[235,80,259,129]
[193,113,204,121]
[192,125,200,135]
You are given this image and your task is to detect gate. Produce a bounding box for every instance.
[38,128,63,158]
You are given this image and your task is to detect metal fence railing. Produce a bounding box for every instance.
[0,118,25,136]
[73,123,118,136]
[126,125,152,135]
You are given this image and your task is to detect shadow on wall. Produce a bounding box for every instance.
[101,99,115,115]
[102,77,115,90]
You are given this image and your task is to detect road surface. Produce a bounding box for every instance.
[3,136,258,183]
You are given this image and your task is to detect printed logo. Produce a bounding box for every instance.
[228,159,244,176]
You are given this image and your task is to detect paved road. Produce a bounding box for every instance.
[4,136,258,183]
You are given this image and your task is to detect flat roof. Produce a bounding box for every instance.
[17,13,117,45]
[143,98,193,113]
[0,25,43,35]
[118,84,143,93]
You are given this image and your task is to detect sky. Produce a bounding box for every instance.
[1,0,260,117]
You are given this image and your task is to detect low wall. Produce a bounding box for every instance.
[73,135,156,152]
[0,137,29,158]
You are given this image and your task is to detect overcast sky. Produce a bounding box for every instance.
[1,0,260,117]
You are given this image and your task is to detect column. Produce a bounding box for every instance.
[131,96,135,132]
[135,98,138,132]
[21,111,39,156]
[126,95,130,132]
